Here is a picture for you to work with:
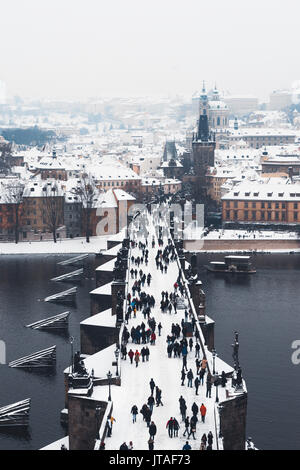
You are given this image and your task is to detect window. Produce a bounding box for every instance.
[268,203,271,209]
[294,203,298,209]
[245,202,248,208]
[234,211,238,220]
[294,213,298,221]
[282,213,286,221]
[252,202,256,208]
[261,202,265,209]
[234,201,238,208]
[275,203,279,209]
[268,212,272,221]
[252,211,256,220]
[244,211,248,220]
[275,212,279,221]
[226,211,230,219]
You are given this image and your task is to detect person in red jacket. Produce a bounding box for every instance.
[150,332,156,345]
[134,350,140,367]
[200,404,207,423]
[128,349,134,364]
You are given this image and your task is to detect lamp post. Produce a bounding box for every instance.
[212,348,216,375]
[107,370,112,401]
[114,348,119,376]
[70,336,74,374]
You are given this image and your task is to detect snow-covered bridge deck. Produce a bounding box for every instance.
[103,212,233,451]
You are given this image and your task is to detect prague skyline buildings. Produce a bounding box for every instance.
[0,0,299,102]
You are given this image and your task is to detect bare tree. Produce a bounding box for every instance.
[6,181,24,244]
[71,174,97,243]
[42,182,64,243]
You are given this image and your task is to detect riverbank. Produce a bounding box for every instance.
[184,238,300,253]
[0,236,107,255]
[184,228,300,253]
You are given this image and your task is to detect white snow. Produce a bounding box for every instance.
[81,308,116,328]
[0,236,107,255]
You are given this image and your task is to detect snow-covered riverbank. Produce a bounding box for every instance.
[0,236,107,255]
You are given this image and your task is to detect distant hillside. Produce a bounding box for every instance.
[0,126,56,146]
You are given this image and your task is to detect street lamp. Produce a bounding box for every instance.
[107,370,112,401]
[114,348,119,376]
[70,336,74,374]
[212,348,216,375]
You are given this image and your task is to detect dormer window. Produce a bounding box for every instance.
[267,193,273,197]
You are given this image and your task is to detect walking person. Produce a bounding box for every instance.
[149,421,157,440]
[128,349,134,364]
[150,378,155,396]
[187,369,194,388]
[131,405,138,423]
[206,374,212,398]
[194,376,200,396]
[181,369,186,386]
[200,404,207,423]
[183,417,190,437]
[207,431,214,449]
[166,417,174,438]
[173,417,180,437]
[155,387,163,407]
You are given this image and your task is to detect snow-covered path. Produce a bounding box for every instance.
[105,212,218,451]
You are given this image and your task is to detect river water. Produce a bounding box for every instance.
[0,253,299,450]
[0,254,97,450]
[195,252,300,450]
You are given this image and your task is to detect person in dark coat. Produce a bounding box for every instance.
[131,405,138,423]
[183,417,190,437]
[191,402,199,417]
[148,395,155,412]
[149,422,157,440]
[181,369,186,386]
[206,374,212,398]
[150,378,155,395]
[187,369,194,388]
[120,442,129,450]
[173,417,180,437]
[155,387,163,407]
[194,377,200,395]
[221,371,227,387]
[145,346,150,361]
[207,431,213,449]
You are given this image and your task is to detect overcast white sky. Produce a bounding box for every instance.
[0,0,299,101]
